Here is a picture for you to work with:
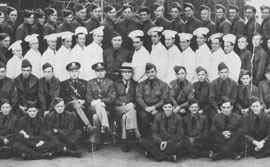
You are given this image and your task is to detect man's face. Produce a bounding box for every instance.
[189,103,199,115]
[218,68,229,80]
[77,9,87,20]
[176,69,186,81]
[180,39,190,50]
[211,38,221,52]
[54,101,65,114]
[221,102,233,116]
[196,35,206,46]
[252,35,262,48]
[62,38,72,49]
[171,8,180,19]
[163,103,173,117]
[154,6,163,18]
[93,33,104,44]
[197,70,207,82]
[30,41,39,51]
[65,14,74,24]
[112,36,122,49]
[265,72,270,80]
[184,7,193,18]
[0,67,6,80]
[43,67,54,80]
[107,8,116,20]
[38,16,46,25]
[27,107,38,118]
[69,69,80,79]
[251,101,262,115]
[1,37,10,48]
[0,13,5,25]
[21,67,31,78]
[25,14,35,25]
[1,103,11,115]
[238,37,248,50]
[140,11,150,22]
[216,9,224,20]
[91,7,102,19]
[240,74,251,85]
[261,9,270,20]
[8,10,17,23]
[13,47,22,57]
[121,71,132,80]
[164,37,175,48]
[245,9,254,20]
[132,37,143,50]
[229,9,237,20]
[122,8,132,20]
[49,12,57,23]
[146,68,157,80]
[48,40,57,50]
[95,69,106,79]
[151,31,161,45]
[76,34,86,46]
[201,9,210,21]
[224,42,234,54]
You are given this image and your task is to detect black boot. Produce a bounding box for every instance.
[64,149,81,157]
[122,141,129,152]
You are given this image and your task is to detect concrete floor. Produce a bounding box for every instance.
[1,145,269,167]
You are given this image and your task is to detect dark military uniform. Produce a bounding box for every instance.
[259,80,270,108]
[0,46,11,64]
[154,17,172,30]
[261,18,270,40]
[43,20,57,37]
[12,115,55,160]
[1,20,16,43]
[185,16,202,34]
[230,17,245,37]
[141,19,155,52]
[32,22,45,53]
[15,74,39,117]
[136,78,169,137]
[171,17,185,33]
[202,20,216,36]
[103,47,132,81]
[216,17,231,35]
[38,76,60,114]
[239,48,252,72]
[169,79,194,117]
[101,17,116,50]
[209,78,238,117]
[194,81,211,118]
[86,77,116,144]
[70,17,85,33]
[209,113,244,158]
[46,110,81,153]
[252,46,267,85]
[56,21,72,33]
[244,18,261,51]
[85,17,100,45]
[183,113,209,158]
[0,77,18,108]
[15,22,32,55]
[140,112,184,161]
[235,84,260,114]
[115,18,142,50]
[242,111,270,158]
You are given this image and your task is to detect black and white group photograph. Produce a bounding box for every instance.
[0,0,270,166]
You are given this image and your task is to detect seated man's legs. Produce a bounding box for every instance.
[138,110,153,138]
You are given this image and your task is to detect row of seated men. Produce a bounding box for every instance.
[0,59,270,162]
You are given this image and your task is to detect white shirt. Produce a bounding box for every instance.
[150,42,168,82]
[182,47,197,82]
[41,47,56,67]
[165,45,183,84]
[6,55,23,79]
[55,45,71,81]
[84,42,103,81]
[224,50,241,82]
[24,49,42,78]
[209,47,226,81]
[70,44,87,79]
[195,43,212,73]
[132,46,150,82]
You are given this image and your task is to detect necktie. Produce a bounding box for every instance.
[73,80,78,89]
[255,116,260,129]
[59,114,63,126]
[198,82,203,93]
[224,116,229,130]
[46,81,50,92]
[23,78,28,91]
[191,116,196,130]
[113,49,119,59]
[220,80,226,95]
[98,79,102,86]
[29,118,34,127]
[150,80,154,90]
[165,117,169,132]
[2,116,7,127]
